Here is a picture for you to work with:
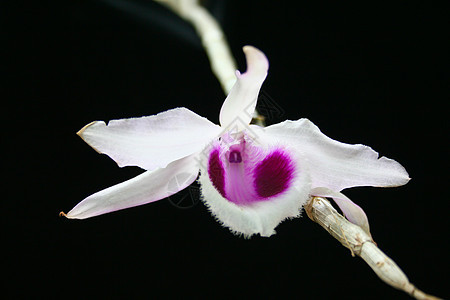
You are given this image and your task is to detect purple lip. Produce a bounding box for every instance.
[208,139,296,206]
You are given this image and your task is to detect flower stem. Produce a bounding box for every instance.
[154,0,237,93]
[305,197,442,300]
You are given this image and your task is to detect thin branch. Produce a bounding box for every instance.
[154,0,237,94]
[305,197,441,300]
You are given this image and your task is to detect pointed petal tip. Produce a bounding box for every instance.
[59,210,80,219]
[77,121,101,137]
[242,45,269,74]
[378,155,411,187]
[399,175,412,186]
[59,211,70,218]
[76,121,105,154]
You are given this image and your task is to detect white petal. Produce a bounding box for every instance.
[78,107,221,171]
[260,119,410,191]
[199,134,311,238]
[311,187,371,236]
[219,46,269,132]
[65,154,200,219]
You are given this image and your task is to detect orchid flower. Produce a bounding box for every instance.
[63,46,409,238]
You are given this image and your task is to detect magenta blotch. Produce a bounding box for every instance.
[208,149,226,198]
[254,150,295,198]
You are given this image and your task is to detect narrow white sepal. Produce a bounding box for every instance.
[219,46,269,132]
[65,154,200,219]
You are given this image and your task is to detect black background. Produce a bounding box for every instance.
[4,1,448,299]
